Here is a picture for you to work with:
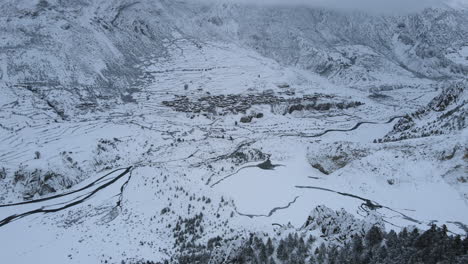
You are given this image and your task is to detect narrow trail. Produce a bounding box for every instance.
[281,116,404,138]
[208,164,257,187]
[210,159,284,187]
[0,167,133,228]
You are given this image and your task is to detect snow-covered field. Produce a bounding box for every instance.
[0,1,467,263]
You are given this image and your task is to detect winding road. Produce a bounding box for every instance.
[0,167,133,227]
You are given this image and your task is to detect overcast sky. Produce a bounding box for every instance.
[211,0,461,14]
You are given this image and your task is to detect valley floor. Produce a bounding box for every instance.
[0,41,466,263]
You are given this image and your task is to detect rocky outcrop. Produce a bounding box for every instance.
[228,146,269,166]
[380,81,467,142]
[307,142,371,175]
[13,167,75,199]
[302,205,384,243]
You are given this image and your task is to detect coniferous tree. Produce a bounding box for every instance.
[277,240,288,262]
[229,225,468,264]
[308,255,317,264]
[269,257,276,264]
[316,243,327,264]
[365,226,383,247]
[259,244,268,264]
[266,238,274,256]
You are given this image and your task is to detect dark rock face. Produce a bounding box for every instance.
[311,163,330,175]
[256,159,282,170]
[240,116,253,123]
[257,159,274,170]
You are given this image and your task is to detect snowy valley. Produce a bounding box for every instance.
[0,0,467,263]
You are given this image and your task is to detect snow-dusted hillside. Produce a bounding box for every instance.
[0,0,467,263]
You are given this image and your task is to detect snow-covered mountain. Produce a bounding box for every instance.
[0,0,467,263]
[1,0,467,111]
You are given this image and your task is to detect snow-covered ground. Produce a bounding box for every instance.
[0,1,467,263]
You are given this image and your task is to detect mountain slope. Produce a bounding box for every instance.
[0,1,467,263]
